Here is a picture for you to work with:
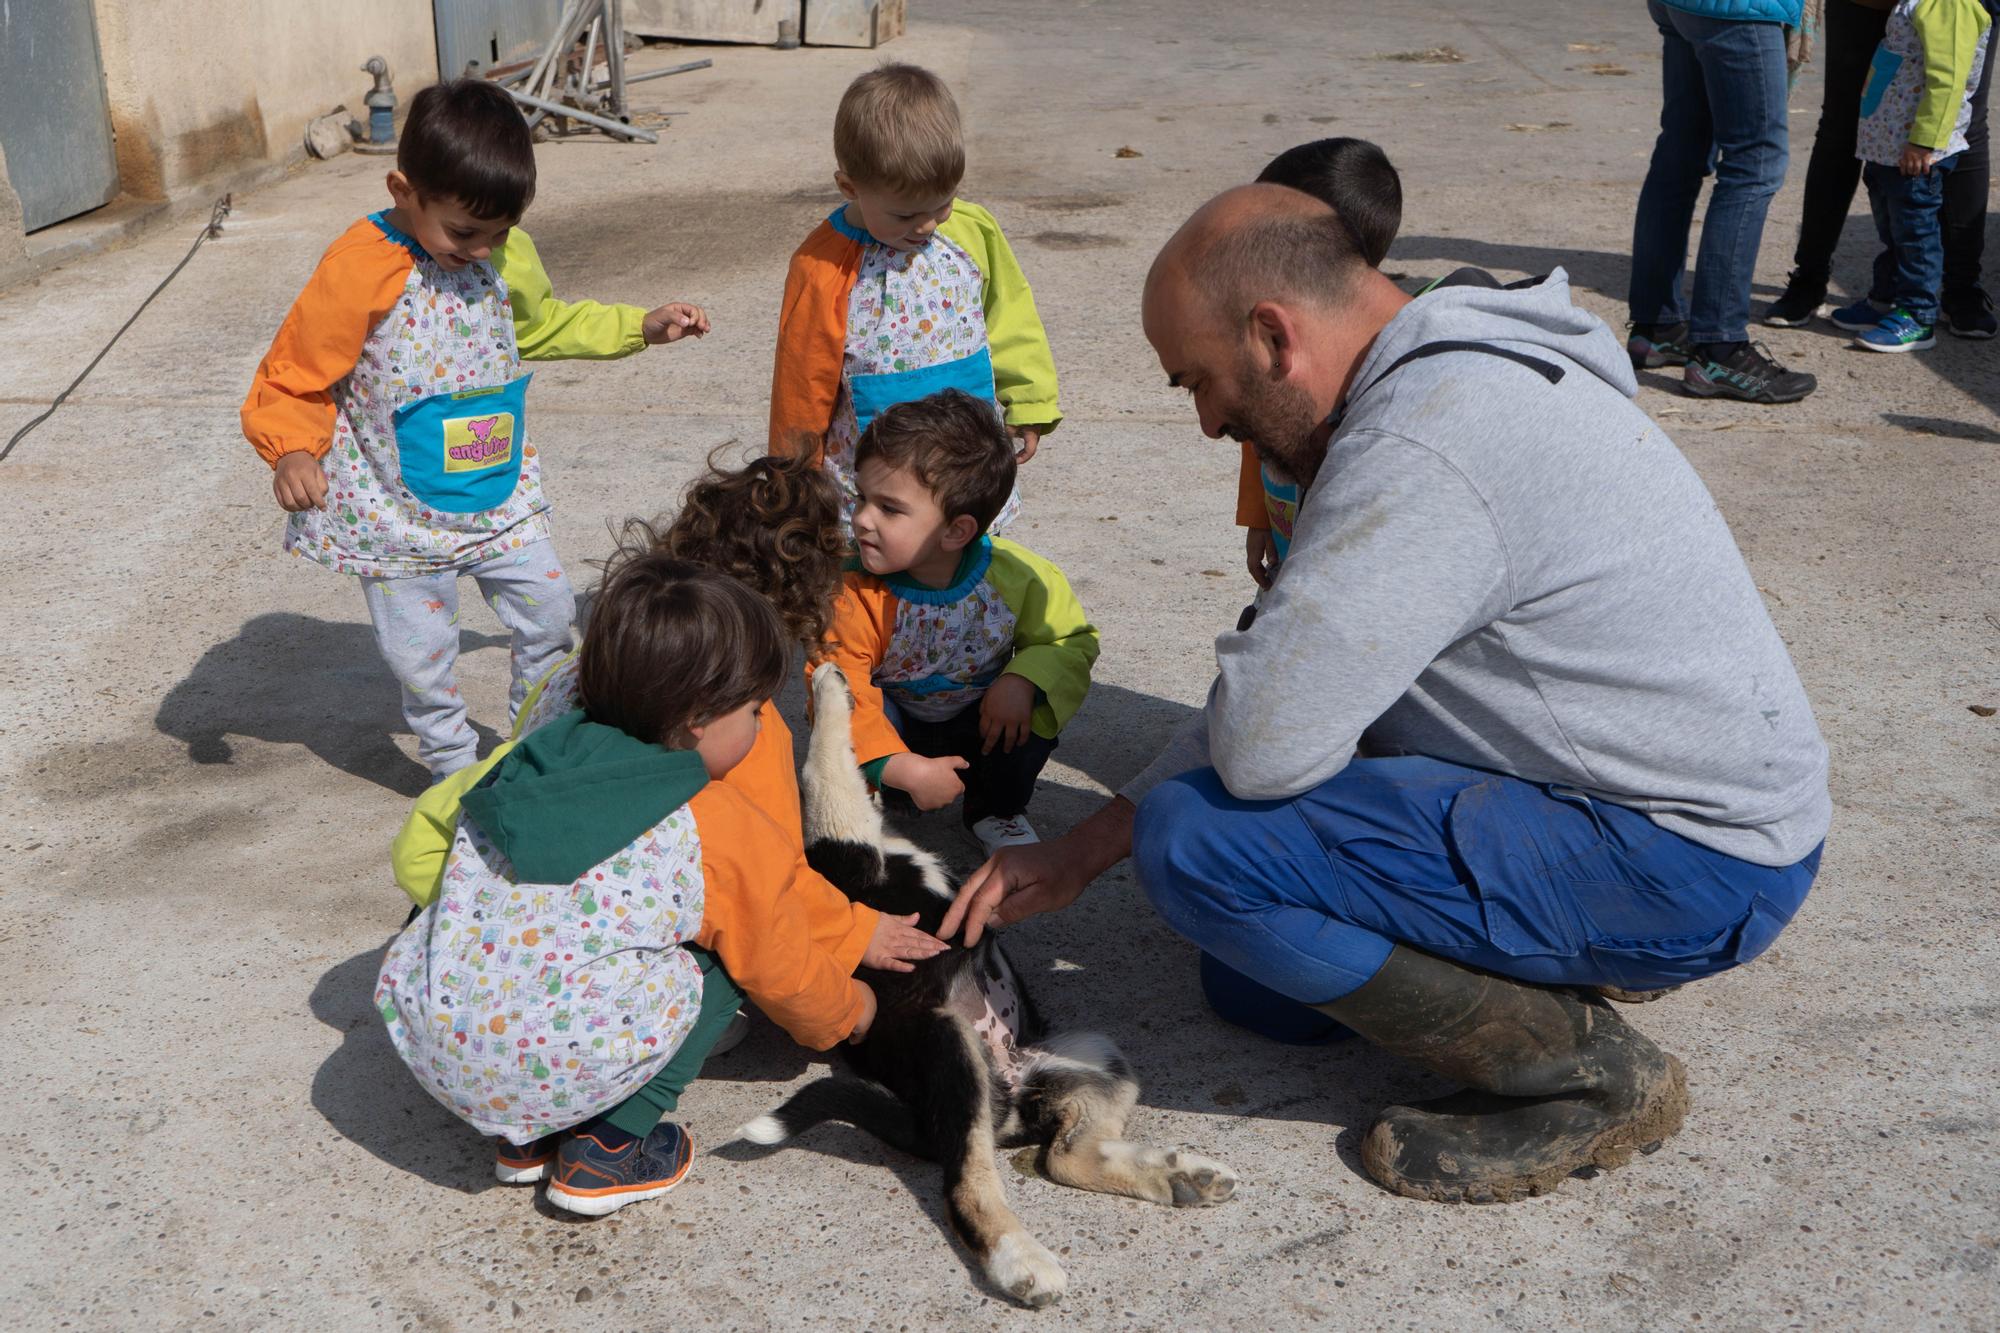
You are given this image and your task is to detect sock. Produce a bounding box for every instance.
[577,1119,638,1152]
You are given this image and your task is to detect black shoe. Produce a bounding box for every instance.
[1944,287,1998,339]
[1684,341,1816,404]
[1318,946,1688,1204]
[1761,271,1826,327]
[1626,321,1694,371]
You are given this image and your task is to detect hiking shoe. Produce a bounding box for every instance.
[494,1135,559,1184]
[1626,321,1694,370]
[545,1123,695,1217]
[1684,343,1817,403]
[709,1010,750,1057]
[1827,296,1889,331]
[1854,309,1935,353]
[1944,288,1998,339]
[967,813,1040,857]
[1761,272,1826,327]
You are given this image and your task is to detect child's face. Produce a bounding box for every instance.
[384,171,518,270]
[835,175,956,251]
[690,699,763,779]
[851,457,971,579]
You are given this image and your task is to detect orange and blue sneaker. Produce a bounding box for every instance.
[494,1135,559,1184]
[544,1122,694,1217]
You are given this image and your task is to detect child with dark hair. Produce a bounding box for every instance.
[378,559,889,1217]
[242,77,711,780]
[1235,138,1404,589]
[814,389,1098,855]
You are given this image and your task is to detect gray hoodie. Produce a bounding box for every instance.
[1126,270,1830,866]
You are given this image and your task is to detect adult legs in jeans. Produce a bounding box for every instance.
[1865,158,1957,327]
[1788,0,1890,292]
[1628,2,1790,345]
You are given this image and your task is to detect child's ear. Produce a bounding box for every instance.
[834,170,860,202]
[386,170,417,210]
[939,513,979,552]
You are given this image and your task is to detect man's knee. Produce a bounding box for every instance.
[1133,768,1236,928]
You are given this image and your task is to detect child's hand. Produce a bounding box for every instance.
[862,911,949,973]
[1901,142,1939,177]
[1245,527,1277,590]
[1011,425,1041,464]
[979,674,1036,755]
[847,978,878,1044]
[880,752,969,810]
[272,452,328,512]
[643,302,710,345]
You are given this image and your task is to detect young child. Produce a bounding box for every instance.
[1833,0,1993,351]
[379,558,899,1217]
[1237,138,1403,591]
[813,390,1097,855]
[769,63,1060,534]
[241,78,710,779]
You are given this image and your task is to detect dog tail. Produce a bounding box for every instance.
[738,1077,929,1159]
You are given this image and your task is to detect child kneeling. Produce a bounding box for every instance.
[816,389,1098,855]
[376,557,877,1216]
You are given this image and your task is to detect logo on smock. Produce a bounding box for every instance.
[444,414,514,472]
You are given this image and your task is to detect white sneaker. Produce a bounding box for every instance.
[709,1010,750,1056]
[967,814,1040,857]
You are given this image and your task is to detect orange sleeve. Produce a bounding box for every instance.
[240,219,411,465]
[809,573,907,768]
[723,702,881,973]
[691,785,866,1050]
[769,222,859,461]
[1236,440,1267,529]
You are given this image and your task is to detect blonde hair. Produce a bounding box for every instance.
[834,63,965,197]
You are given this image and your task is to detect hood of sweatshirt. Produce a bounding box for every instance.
[459,709,708,884]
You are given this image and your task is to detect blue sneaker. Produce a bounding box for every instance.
[1854,309,1935,353]
[1827,296,1889,332]
[545,1122,694,1216]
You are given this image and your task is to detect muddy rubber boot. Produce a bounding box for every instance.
[1317,946,1689,1204]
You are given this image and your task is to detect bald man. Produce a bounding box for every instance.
[944,185,1830,1204]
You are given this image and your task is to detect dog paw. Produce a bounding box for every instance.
[1163,1151,1238,1207]
[987,1231,1067,1308]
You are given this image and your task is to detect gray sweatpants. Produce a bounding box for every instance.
[360,539,576,777]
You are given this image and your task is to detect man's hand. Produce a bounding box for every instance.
[1012,425,1041,464]
[860,911,949,973]
[979,674,1036,754]
[941,796,1137,945]
[880,752,969,811]
[1900,142,1940,177]
[847,978,878,1044]
[1245,526,1277,589]
[643,301,711,344]
[273,452,328,512]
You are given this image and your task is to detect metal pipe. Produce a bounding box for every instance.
[503,84,658,142]
[593,57,710,90]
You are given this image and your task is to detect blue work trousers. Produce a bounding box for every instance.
[1135,757,1821,1041]
[1628,0,1792,344]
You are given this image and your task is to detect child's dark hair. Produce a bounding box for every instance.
[578,556,787,747]
[615,451,847,646]
[1257,138,1401,268]
[855,389,1015,534]
[397,78,537,221]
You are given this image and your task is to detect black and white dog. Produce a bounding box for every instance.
[738,664,1238,1308]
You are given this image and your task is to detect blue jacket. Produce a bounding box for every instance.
[1656,0,1802,23]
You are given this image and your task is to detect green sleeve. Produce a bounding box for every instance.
[495,228,648,361]
[936,201,1061,433]
[985,540,1098,738]
[390,743,512,906]
[860,756,892,787]
[1910,0,1991,150]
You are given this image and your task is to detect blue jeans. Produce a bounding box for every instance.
[1134,757,1821,1031]
[1863,155,1961,326]
[1628,1,1791,344]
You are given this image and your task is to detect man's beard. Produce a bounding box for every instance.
[1228,367,1327,490]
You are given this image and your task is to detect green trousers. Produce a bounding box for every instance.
[597,946,746,1138]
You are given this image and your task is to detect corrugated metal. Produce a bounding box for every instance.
[0,0,121,232]
[433,0,567,79]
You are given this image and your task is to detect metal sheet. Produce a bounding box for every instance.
[0,0,121,232]
[625,0,800,46]
[433,0,568,79]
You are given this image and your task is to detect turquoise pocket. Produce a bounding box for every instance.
[848,347,997,436]
[1859,46,1902,119]
[393,373,533,514]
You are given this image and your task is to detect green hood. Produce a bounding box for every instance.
[459,709,708,883]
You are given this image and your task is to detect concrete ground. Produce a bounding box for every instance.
[3,1,1995,1327]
